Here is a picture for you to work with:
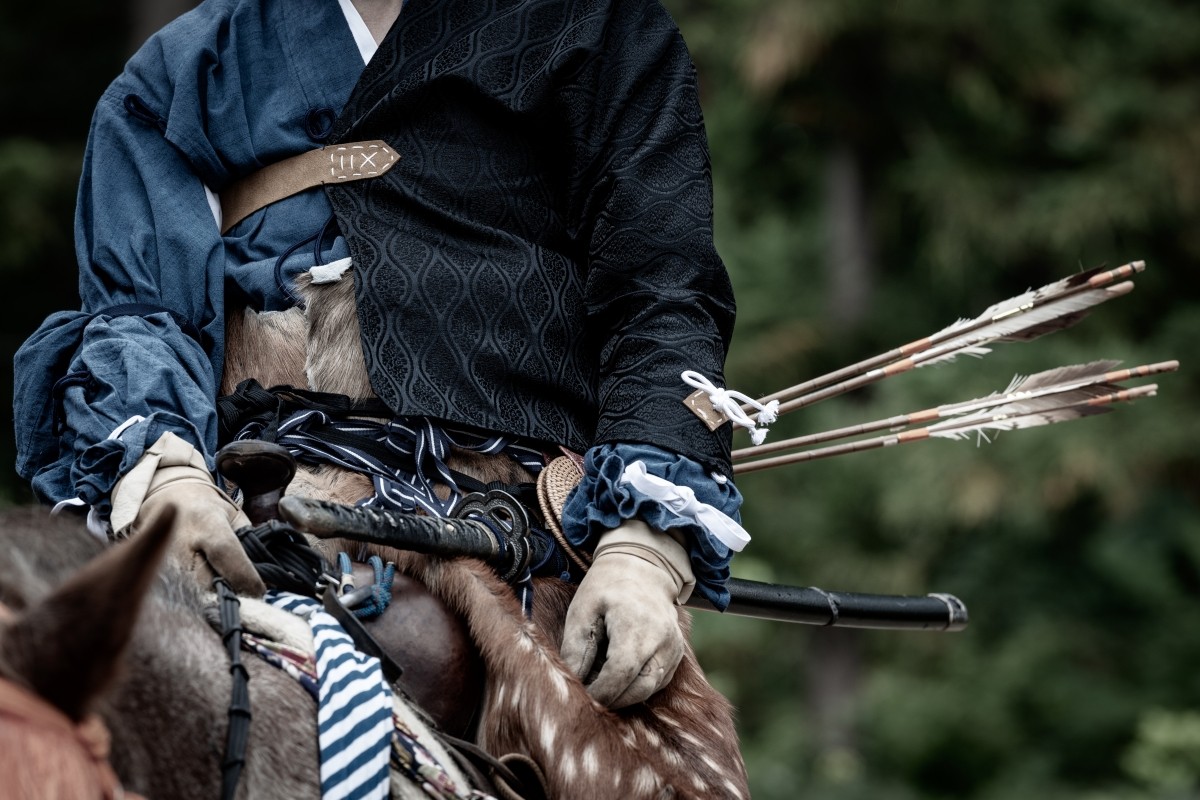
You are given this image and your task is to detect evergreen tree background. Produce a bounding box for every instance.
[2,1,1198,797]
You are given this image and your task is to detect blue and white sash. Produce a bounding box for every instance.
[237,412,543,517]
[266,591,393,800]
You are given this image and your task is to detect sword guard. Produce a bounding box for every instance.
[452,490,531,582]
[452,490,530,535]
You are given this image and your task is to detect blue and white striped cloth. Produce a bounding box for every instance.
[266,590,393,800]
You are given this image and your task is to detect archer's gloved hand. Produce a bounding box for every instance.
[560,519,695,709]
[110,431,266,597]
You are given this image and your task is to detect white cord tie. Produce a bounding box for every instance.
[620,461,751,552]
[681,371,778,445]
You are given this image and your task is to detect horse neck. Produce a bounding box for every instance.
[99,600,232,799]
[103,595,321,800]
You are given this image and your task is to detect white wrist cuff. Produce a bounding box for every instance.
[619,460,750,552]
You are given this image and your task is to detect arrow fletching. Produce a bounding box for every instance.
[749,261,1145,416]
[733,360,1177,460]
[733,379,1161,475]
[918,282,1133,367]
[924,384,1157,442]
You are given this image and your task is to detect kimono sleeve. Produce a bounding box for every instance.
[559,0,745,605]
[14,76,228,507]
[569,0,737,475]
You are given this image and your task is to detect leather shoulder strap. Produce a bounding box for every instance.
[219,141,399,233]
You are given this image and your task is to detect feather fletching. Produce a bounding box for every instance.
[926,385,1151,441]
[1001,360,1123,394]
[745,261,1149,419]
[926,263,1130,343]
[918,284,1131,368]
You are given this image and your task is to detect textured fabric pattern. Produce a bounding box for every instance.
[267,591,393,800]
[233,406,544,517]
[389,713,495,800]
[327,0,736,472]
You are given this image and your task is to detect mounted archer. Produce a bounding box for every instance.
[10,0,1176,795]
[13,0,754,796]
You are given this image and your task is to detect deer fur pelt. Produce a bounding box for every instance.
[223,270,751,799]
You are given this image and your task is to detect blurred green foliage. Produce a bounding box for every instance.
[2,1,1199,798]
[668,0,1200,798]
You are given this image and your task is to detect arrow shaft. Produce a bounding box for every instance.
[745,262,1144,413]
[734,385,1156,474]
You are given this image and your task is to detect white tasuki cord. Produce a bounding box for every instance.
[620,460,751,552]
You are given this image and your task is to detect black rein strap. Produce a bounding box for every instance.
[213,577,250,800]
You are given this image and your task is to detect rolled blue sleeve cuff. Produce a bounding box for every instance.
[561,443,743,610]
[20,311,218,508]
[71,413,210,515]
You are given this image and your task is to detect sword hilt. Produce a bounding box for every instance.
[279,495,502,558]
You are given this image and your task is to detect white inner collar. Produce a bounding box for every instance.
[337,0,379,65]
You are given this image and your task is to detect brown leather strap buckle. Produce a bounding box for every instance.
[219,140,399,234]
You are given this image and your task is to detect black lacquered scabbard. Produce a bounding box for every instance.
[686,578,969,632]
[279,495,969,632]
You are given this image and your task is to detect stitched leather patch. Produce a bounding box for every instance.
[683,389,729,431]
[220,140,399,233]
[327,142,398,181]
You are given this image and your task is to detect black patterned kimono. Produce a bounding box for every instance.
[327,0,737,472]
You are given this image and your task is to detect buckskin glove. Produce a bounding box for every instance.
[560,519,695,709]
[110,431,266,597]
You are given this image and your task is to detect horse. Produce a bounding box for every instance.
[0,502,519,799]
[0,493,749,800]
[0,506,323,799]
[0,500,749,799]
